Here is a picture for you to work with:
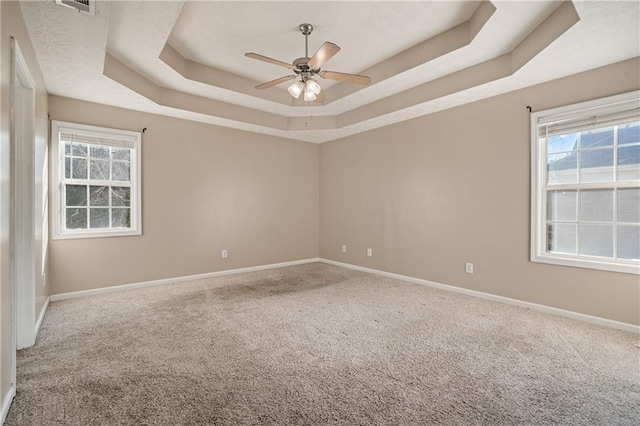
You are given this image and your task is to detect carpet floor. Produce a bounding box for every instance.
[5,263,640,425]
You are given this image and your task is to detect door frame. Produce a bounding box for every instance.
[11,37,37,370]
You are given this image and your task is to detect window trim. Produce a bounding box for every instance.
[531,91,640,275]
[51,120,142,240]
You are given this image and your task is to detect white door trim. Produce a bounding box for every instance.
[11,37,37,358]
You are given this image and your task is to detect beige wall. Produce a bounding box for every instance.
[320,58,640,326]
[1,0,49,414]
[48,96,320,295]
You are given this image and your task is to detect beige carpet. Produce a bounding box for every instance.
[6,263,640,425]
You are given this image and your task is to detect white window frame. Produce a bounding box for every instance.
[531,91,640,275]
[51,120,142,239]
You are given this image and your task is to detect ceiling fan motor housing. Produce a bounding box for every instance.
[293,57,319,77]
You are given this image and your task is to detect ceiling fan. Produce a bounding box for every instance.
[245,23,372,103]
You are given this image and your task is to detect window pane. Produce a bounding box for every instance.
[56,122,139,237]
[112,161,130,181]
[89,186,109,206]
[580,127,614,149]
[618,145,640,165]
[548,153,577,184]
[90,146,109,159]
[111,208,130,228]
[617,145,640,181]
[64,157,71,179]
[111,187,130,207]
[618,189,640,223]
[72,158,87,179]
[580,149,614,182]
[547,133,578,154]
[89,159,110,180]
[66,208,87,229]
[89,208,109,229]
[578,224,613,258]
[112,148,130,161]
[618,123,640,145]
[66,185,87,206]
[71,143,87,157]
[547,223,576,254]
[579,189,613,222]
[617,226,640,260]
[547,190,577,221]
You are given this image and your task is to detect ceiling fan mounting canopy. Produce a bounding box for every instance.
[299,23,313,36]
[245,22,372,102]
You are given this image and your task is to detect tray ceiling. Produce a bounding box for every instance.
[20,1,640,143]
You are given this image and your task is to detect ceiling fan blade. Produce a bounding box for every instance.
[308,42,340,68]
[245,52,295,70]
[320,70,371,85]
[255,75,297,90]
[314,91,326,104]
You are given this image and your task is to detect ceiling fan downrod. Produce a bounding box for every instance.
[299,23,313,58]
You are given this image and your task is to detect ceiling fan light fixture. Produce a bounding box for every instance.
[303,88,317,102]
[288,80,305,98]
[306,79,321,95]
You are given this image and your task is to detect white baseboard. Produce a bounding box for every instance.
[1,385,15,424]
[49,258,321,302]
[320,258,640,334]
[35,297,50,338]
[47,256,638,334]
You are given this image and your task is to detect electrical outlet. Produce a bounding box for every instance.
[367,248,373,257]
[221,250,228,259]
[465,262,473,274]
[342,244,347,253]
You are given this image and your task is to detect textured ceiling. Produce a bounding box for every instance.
[168,1,479,86]
[19,1,640,143]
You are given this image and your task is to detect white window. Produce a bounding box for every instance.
[51,121,142,239]
[531,91,640,274]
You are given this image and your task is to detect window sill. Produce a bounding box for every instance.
[52,229,141,240]
[532,254,640,275]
